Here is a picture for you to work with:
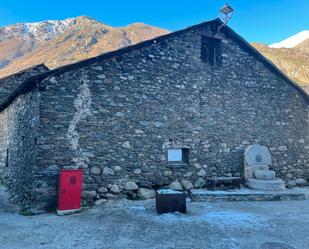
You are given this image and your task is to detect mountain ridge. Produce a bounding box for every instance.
[252,38,309,87]
[0,16,169,78]
[269,30,309,48]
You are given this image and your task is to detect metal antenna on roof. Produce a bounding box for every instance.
[217,3,234,33]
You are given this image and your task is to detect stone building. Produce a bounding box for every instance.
[0,18,308,212]
[0,64,49,104]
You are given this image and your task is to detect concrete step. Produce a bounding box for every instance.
[247,178,285,191]
[190,188,306,202]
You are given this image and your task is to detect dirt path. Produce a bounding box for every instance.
[1,193,309,249]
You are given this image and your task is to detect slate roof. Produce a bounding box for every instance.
[0,18,308,113]
[0,64,49,105]
[0,64,49,82]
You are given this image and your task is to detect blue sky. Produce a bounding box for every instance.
[0,0,308,44]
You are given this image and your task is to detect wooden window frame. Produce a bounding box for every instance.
[201,36,222,66]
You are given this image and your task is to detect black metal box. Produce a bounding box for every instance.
[156,190,186,214]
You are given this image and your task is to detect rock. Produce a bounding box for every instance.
[133,169,142,174]
[98,187,108,194]
[138,188,156,199]
[254,170,275,180]
[103,167,114,175]
[164,170,172,177]
[97,74,106,79]
[295,178,307,186]
[95,199,107,206]
[113,166,122,171]
[287,180,297,188]
[93,65,103,70]
[125,181,139,191]
[197,169,206,177]
[115,112,124,117]
[194,163,202,169]
[278,146,288,151]
[82,191,97,199]
[105,193,116,199]
[150,178,168,186]
[90,166,101,175]
[110,184,120,194]
[181,180,193,190]
[184,172,193,178]
[194,177,206,188]
[169,180,183,191]
[138,180,152,188]
[122,141,131,149]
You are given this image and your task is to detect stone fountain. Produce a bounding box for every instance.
[244,144,285,191]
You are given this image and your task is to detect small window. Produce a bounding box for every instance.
[167,148,189,163]
[201,36,221,66]
[168,149,182,161]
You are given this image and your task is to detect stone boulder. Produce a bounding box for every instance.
[125,181,139,191]
[138,188,156,199]
[90,166,101,175]
[296,178,307,186]
[197,169,206,177]
[98,187,108,194]
[95,199,107,206]
[103,167,114,175]
[287,180,297,188]
[181,180,193,190]
[110,184,120,194]
[82,191,97,199]
[169,180,183,191]
[194,178,206,188]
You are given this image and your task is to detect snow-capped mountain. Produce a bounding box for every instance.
[0,18,77,42]
[269,30,309,48]
[0,16,168,78]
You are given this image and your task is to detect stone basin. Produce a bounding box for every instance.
[255,170,275,180]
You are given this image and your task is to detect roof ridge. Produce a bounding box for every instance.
[0,64,49,81]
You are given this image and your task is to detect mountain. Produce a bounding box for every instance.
[269,30,309,48]
[0,16,169,78]
[252,31,309,90]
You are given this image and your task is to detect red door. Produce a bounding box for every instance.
[58,169,83,211]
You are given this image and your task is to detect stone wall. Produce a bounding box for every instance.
[0,64,48,104]
[0,90,40,211]
[32,24,309,206]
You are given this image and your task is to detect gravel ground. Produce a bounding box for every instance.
[1,187,309,249]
